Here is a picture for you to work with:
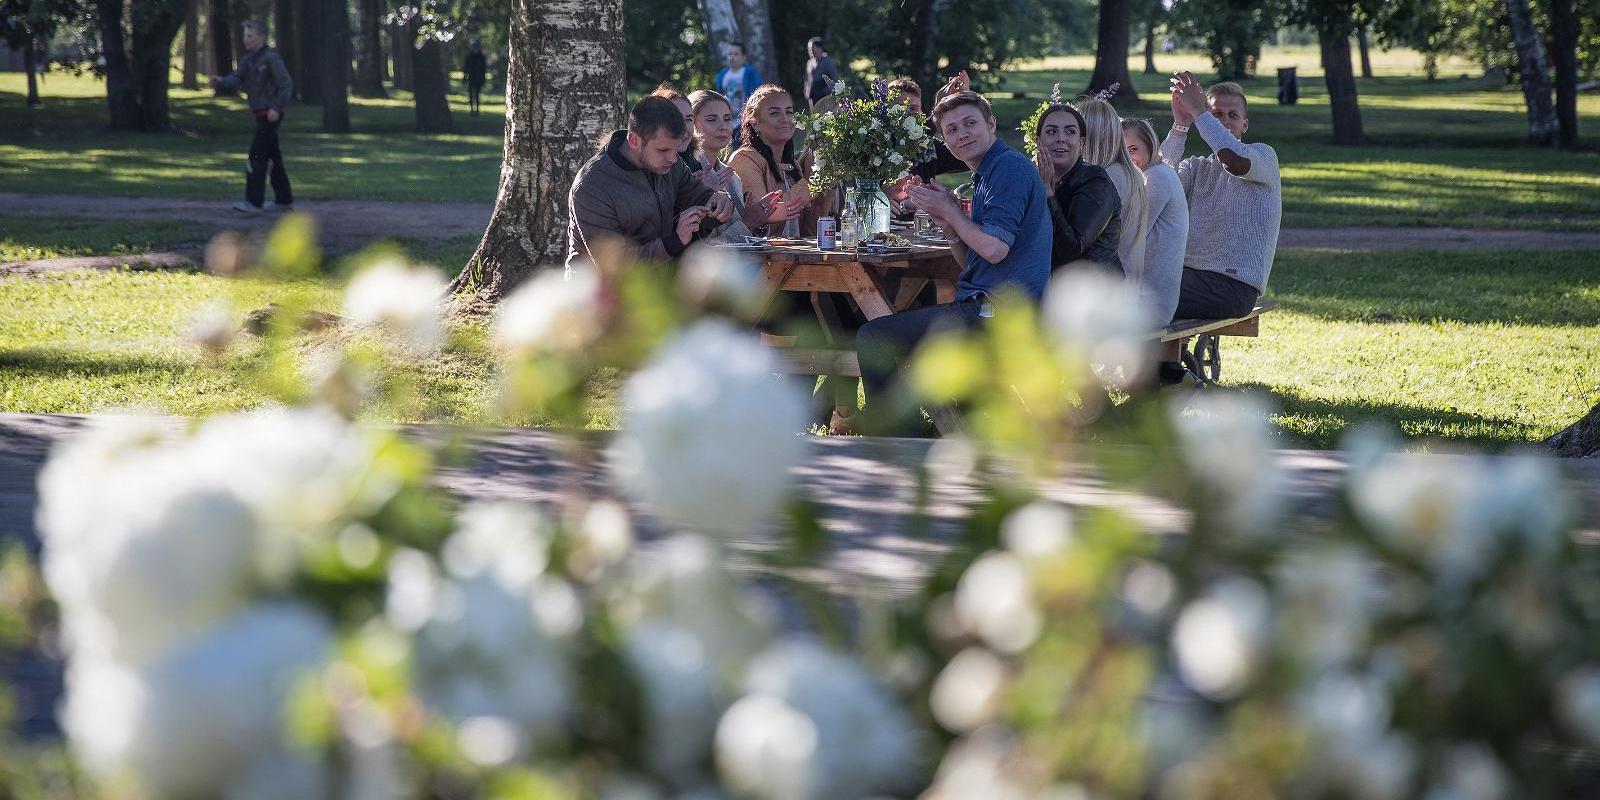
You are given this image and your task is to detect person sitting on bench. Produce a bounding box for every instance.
[856,91,1052,432]
[566,96,738,270]
[1157,73,1281,384]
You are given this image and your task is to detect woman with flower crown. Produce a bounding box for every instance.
[1024,86,1121,273]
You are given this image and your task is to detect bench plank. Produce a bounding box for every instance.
[1157,300,1277,342]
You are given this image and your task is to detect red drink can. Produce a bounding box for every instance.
[817,216,837,251]
[959,198,973,216]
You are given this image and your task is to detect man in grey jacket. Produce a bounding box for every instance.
[211,20,294,215]
[566,96,738,270]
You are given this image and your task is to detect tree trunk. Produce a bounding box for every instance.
[182,0,201,89]
[450,0,626,301]
[295,0,322,103]
[210,0,236,95]
[695,0,741,76]
[323,0,351,131]
[1087,0,1140,104]
[1547,0,1579,149]
[272,0,296,96]
[412,28,452,132]
[910,0,952,108]
[22,34,40,107]
[1318,22,1363,145]
[1505,0,1558,145]
[1356,26,1373,78]
[390,21,413,91]
[732,0,779,88]
[1546,400,1600,458]
[1143,19,1157,75]
[353,0,387,97]
[98,0,145,128]
[130,0,185,130]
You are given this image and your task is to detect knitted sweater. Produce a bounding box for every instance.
[1137,161,1189,324]
[1159,113,1281,293]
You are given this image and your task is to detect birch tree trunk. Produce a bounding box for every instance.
[353,0,387,97]
[1505,0,1558,145]
[696,0,741,75]
[449,0,626,302]
[732,0,778,87]
[1087,0,1140,104]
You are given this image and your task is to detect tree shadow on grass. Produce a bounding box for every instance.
[0,348,194,381]
[1232,381,1542,451]
[1267,250,1600,327]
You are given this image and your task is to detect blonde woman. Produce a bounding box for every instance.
[1075,98,1148,289]
[1122,118,1189,326]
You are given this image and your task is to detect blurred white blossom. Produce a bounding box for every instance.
[1422,743,1509,800]
[1172,577,1271,700]
[1276,546,1374,668]
[679,246,766,320]
[954,552,1042,653]
[1001,501,1074,559]
[625,622,723,785]
[1558,669,1600,746]
[1043,269,1153,388]
[62,603,333,800]
[930,647,1008,733]
[1171,392,1285,533]
[717,640,921,800]
[615,535,774,681]
[185,300,236,353]
[342,259,446,349]
[611,320,809,537]
[921,727,1035,800]
[494,263,603,352]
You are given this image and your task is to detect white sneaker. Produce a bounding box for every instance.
[232,201,263,215]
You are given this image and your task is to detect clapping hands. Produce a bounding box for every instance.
[1170,71,1206,125]
[906,178,958,224]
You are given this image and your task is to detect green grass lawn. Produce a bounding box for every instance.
[0,215,208,261]
[4,49,1598,228]
[2,248,1595,449]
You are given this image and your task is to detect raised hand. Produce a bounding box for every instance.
[907,180,958,223]
[1170,71,1206,124]
[1034,150,1057,189]
[676,205,709,244]
[706,191,734,223]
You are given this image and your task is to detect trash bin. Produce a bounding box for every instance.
[1277,67,1298,105]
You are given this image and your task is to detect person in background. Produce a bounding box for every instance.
[857,91,1052,432]
[689,88,795,240]
[716,42,762,146]
[1075,97,1148,287]
[567,96,734,268]
[1157,73,1281,384]
[885,76,967,220]
[804,36,838,110]
[650,83,702,172]
[1122,117,1188,336]
[210,20,293,215]
[729,85,831,238]
[1029,101,1120,273]
[464,41,488,117]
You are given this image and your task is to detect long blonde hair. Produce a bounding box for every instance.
[1120,118,1163,168]
[1075,98,1148,257]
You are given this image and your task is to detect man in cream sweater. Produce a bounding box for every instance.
[1156,72,1281,384]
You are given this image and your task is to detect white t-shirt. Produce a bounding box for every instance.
[720,66,749,114]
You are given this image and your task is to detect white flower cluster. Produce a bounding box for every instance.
[494,263,604,353]
[610,320,809,537]
[37,408,398,798]
[342,259,448,350]
[387,501,576,758]
[1043,269,1154,390]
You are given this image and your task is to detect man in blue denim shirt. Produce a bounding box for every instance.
[856,90,1051,431]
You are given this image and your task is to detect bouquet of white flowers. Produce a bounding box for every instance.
[798,77,928,195]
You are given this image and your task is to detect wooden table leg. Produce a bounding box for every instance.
[891,277,930,312]
[839,263,894,320]
[933,279,957,305]
[757,260,798,319]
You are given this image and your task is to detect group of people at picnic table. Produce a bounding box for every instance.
[566,47,1282,434]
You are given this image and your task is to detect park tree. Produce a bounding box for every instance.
[450,0,625,301]
[1289,0,1376,144]
[209,0,234,94]
[1505,0,1558,144]
[321,0,350,132]
[1169,0,1284,80]
[1087,0,1140,103]
[294,0,322,103]
[353,0,387,96]
[1,0,86,107]
[1137,0,1167,74]
[181,0,198,88]
[1547,401,1600,458]
[1547,0,1581,148]
[95,0,186,130]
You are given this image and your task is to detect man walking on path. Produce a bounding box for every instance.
[211,20,294,215]
[464,42,488,117]
[804,37,837,110]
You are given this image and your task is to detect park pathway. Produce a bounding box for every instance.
[5,193,1600,273]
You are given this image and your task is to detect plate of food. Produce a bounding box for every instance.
[712,241,771,252]
[857,231,913,253]
[761,237,812,247]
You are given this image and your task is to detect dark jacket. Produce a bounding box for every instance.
[217,46,292,114]
[910,137,967,182]
[1047,157,1122,273]
[567,130,716,268]
[464,52,488,86]
[805,55,837,105]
